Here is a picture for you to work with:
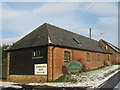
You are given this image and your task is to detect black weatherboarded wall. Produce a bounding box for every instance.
[10,47,47,75]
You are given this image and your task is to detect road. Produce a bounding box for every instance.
[114,81,120,90]
[96,71,120,90]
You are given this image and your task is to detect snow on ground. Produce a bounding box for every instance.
[0,82,22,88]
[0,65,120,88]
[28,65,120,88]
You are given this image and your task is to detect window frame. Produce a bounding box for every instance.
[64,51,70,62]
[86,52,90,61]
[32,49,43,59]
[98,54,100,61]
[108,55,110,61]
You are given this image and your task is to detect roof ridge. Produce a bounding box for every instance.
[8,23,110,54]
[45,23,53,44]
[101,39,120,52]
[45,23,98,42]
[8,23,48,50]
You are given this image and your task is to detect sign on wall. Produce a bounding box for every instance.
[34,64,47,75]
[67,61,83,73]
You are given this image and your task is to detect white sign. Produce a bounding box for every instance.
[34,64,47,75]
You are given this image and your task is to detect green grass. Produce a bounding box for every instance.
[85,66,105,72]
[52,75,66,82]
[52,74,78,83]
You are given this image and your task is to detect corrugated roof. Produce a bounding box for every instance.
[8,23,110,54]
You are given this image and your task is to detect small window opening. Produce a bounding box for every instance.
[64,51,70,62]
[86,52,90,61]
[32,49,43,59]
[108,55,110,61]
[98,54,100,61]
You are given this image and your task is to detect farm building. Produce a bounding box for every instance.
[7,23,112,83]
[99,39,120,64]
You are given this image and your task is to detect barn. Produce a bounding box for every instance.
[7,23,112,83]
[99,39,120,64]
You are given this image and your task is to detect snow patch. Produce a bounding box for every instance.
[29,65,120,88]
[1,65,119,89]
[0,82,22,88]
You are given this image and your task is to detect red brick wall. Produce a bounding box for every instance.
[8,46,111,83]
[47,46,53,81]
[9,75,47,83]
[48,46,111,80]
[99,40,120,64]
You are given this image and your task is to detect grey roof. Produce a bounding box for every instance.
[8,23,110,54]
[100,39,120,53]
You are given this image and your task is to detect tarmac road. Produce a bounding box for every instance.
[96,71,120,90]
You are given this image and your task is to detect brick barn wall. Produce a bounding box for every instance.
[48,46,111,80]
[47,46,53,81]
[8,46,111,82]
[99,40,120,64]
[8,75,47,83]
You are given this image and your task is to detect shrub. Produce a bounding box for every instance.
[53,75,66,82]
[104,60,109,66]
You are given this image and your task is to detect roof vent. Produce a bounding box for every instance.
[73,38,81,44]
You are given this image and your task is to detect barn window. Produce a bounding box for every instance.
[98,54,100,61]
[108,55,110,61]
[64,51,70,62]
[86,52,90,61]
[32,49,43,59]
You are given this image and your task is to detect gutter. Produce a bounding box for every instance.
[48,44,112,54]
[7,44,112,54]
[52,45,56,81]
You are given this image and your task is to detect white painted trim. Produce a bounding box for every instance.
[48,35,52,44]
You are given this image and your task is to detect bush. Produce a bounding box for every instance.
[104,60,109,66]
[53,75,66,82]
[53,74,78,83]
[1,44,10,79]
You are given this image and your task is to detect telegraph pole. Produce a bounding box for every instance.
[89,28,91,39]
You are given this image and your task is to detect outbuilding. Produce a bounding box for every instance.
[99,39,120,64]
[7,23,111,83]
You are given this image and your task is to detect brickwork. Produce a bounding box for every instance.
[8,75,47,83]
[99,40,120,64]
[47,46,111,80]
[47,46,53,81]
[8,46,111,82]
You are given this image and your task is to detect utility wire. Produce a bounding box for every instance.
[72,2,96,25]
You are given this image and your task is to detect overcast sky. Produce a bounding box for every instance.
[1,2,118,47]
